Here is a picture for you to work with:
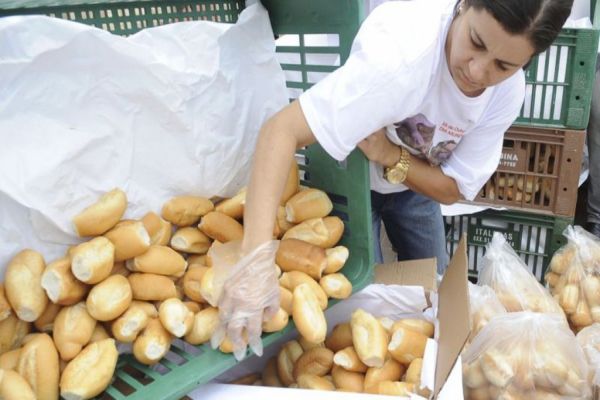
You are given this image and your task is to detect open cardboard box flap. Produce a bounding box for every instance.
[374,235,470,398]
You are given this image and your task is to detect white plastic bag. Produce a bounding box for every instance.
[576,323,600,389]
[467,282,506,343]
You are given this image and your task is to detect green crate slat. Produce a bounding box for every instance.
[0,0,372,398]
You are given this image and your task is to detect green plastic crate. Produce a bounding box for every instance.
[445,210,572,283]
[515,0,600,129]
[0,1,373,398]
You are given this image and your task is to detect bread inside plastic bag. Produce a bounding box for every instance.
[467,282,507,343]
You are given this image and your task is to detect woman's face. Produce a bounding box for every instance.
[446,5,535,96]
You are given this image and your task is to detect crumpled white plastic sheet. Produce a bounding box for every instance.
[0,1,288,268]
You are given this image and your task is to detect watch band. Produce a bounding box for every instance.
[384,146,411,184]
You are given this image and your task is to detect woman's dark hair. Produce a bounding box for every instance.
[455,0,574,55]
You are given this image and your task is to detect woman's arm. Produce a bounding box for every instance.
[242,100,316,254]
[358,129,461,205]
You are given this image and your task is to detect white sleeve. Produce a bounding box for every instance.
[440,73,526,201]
[298,3,438,161]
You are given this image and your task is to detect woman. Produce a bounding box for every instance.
[210,0,574,359]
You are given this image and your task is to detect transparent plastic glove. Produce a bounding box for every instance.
[208,239,280,361]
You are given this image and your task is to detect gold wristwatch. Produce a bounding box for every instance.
[384,146,411,184]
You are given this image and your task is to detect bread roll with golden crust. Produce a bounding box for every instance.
[333,346,368,373]
[128,273,178,301]
[391,319,434,338]
[53,303,96,361]
[559,284,579,314]
[549,245,575,275]
[161,196,214,227]
[405,358,423,384]
[5,250,47,322]
[293,284,327,345]
[262,308,289,333]
[70,237,114,285]
[277,340,304,386]
[86,275,132,321]
[322,216,345,248]
[0,314,30,354]
[331,364,365,393]
[128,245,187,277]
[262,357,283,387]
[133,318,172,365]
[33,302,61,333]
[230,373,260,385]
[141,212,172,246]
[480,349,515,389]
[388,326,428,365]
[0,285,12,322]
[0,369,36,400]
[279,271,328,310]
[320,273,352,299]
[364,359,405,394]
[89,324,110,343]
[282,218,329,247]
[583,276,600,307]
[326,322,354,353]
[0,348,21,370]
[60,338,118,400]
[276,206,295,238]
[198,211,244,243]
[182,266,209,303]
[184,307,219,345]
[571,299,593,327]
[351,309,388,368]
[17,333,59,400]
[170,227,212,254]
[73,188,127,236]
[41,257,88,306]
[276,239,327,280]
[103,220,150,262]
[293,347,334,380]
[324,246,349,274]
[186,254,207,266]
[285,189,333,223]
[281,161,300,205]
[545,272,561,288]
[279,286,293,315]
[215,188,246,220]
[296,374,335,391]
[112,301,156,343]
[158,298,193,338]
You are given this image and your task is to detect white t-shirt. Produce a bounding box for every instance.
[298,0,525,201]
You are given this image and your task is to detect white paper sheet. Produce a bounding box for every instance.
[0,2,288,269]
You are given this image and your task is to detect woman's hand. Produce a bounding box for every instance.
[357,128,401,168]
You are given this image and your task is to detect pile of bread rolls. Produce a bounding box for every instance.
[462,312,590,400]
[230,309,434,396]
[467,283,507,343]
[478,233,564,317]
[0,161,353,399]
[545,226,600,332]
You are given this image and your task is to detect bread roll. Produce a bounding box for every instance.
[262,357,283,387]
[215,188,246,220]
[33,302,61,333]
[571,299,593,327]
[158,298,193,338]
[231,373,260,385]
[480,349,515,388]
[463,360,487,389]
[60,338,118,400]
[128,273,178,301]
[187,254,207,266]
[53,303,96,361]
[583,276,600,307]
[86,275,132,321]
[41,257,88,306]
[70,237,115,284]
[324,246,349,274]
[276,239,327,280]
[333,346,368,373]
[392,319,434,338]
[277,340,304,386]
[0,348,22,370]
[102,220,150,262]
[549,245,575,275]
[276,206,295,238]
[559,284,579,314]
[293,283,327,345]
[351,309,388,368]
[73,188,127,236]
[262,308,289,333]
[133,318,172,365]
[279,271,327,310]
[282,218,329,247]
[198,267,219,306]
[591,306,600,323]
[378,317,394,334]
[170,227,212,254]
[128,245,187,277]
[278,286,293,315]
[0,369,36,400]
[364,359,405,394]
[0,285,12,322]
[161,195,214,227]
[112,301,156,343]
[326,322,354,353]
[293,347,334,380]
[388,326,428,365]
[281,161,300,205]
[0,314,30,354]
[285,189,333,223]
[296,374,335,391]
[198,211,244,243]
[331,364,364,393]
[5,249,47,322]
[405,358,423,383]
[141,212,172,246]
[184,307,219,345]
[557,369,587,397]
[182,266,209,303]
[89,324,110,343]
[377,381,415,396]
[320,273,352,299]
[17,333,59,400]
[545,272,560,288]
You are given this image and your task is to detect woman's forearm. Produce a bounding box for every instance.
[402,155,461,205]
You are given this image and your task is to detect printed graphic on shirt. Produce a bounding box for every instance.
[393,113,458,166]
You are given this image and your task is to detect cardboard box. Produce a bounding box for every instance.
[188,236,471,399]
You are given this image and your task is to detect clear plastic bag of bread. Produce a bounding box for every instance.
[462,311,591,399]
[576,323,600,390]
[545,226,600,331]
[478,232,564,316]
[467,282,506,343]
